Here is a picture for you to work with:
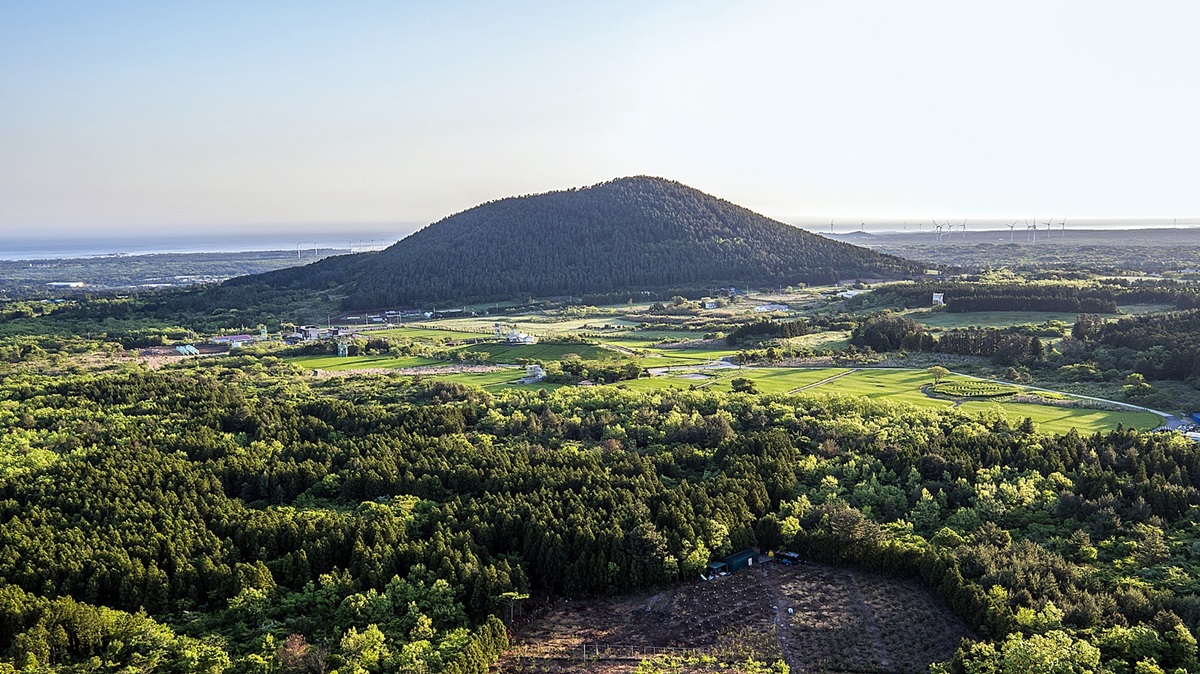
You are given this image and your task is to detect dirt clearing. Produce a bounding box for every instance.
[501,561,973,674]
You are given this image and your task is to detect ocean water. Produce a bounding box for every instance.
[0,232,405,261]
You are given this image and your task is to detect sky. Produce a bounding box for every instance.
[2,1,1199,241]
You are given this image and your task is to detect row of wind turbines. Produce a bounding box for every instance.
[828,218,1069,243]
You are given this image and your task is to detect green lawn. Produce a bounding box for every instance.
[291,355,443,371]
[706,367,852,394]
[805,368,1161,434]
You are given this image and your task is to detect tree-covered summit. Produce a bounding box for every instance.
[232,176,920,308]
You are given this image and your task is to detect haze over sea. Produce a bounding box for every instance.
[0,230,409,261]
[3,218,1196,262]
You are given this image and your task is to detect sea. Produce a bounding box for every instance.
[0,231,408,262]
[1,219,1196,261]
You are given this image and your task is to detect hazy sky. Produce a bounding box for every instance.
[2,1,1198,238]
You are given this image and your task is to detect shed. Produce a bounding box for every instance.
[723,549,758,572]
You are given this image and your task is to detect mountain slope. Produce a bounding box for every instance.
[235,177,921,308]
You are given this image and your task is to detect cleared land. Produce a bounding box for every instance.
[501,561,972,674]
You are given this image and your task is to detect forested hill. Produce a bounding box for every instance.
[231,177,921,308]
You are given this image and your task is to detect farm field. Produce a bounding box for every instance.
[456,342,617,362]
[501,561,971,674]
[289,354,443,371]
[370,326,490,341]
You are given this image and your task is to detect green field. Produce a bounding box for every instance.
[426,368,528,389]
[369,326,490,341]
[806,369,1160,434]
[907,310,1089,330]
[624,366,1163,434]
[455,342,616,362]
[290,355,443,371]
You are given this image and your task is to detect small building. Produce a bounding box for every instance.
[723,549,758,572]
[753,303,789,313]
[505,329,537,344]
[295,326,322,341]
[932,293,945,306]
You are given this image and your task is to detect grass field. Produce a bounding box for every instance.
[426,368,527,389]
[369,326,490,341]
[290,355,443,371]
[907,309,1089,329]
[624,366,1162,434]
[809,369,1160,433]
[455,342,616,362]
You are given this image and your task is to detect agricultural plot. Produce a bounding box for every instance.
[289,355,443,371]
[370,326,489,341]
[456,342,617,362]
[501,561,970,674]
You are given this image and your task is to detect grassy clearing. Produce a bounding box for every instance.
[907,309,1091,329]
[785,330,851,351]
[291,355,443,371]
[425,368,525,389]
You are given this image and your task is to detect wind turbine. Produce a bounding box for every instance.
[1007,221,1017,242]
[830,219,834,234]
[935,223,945,242]
[1060,219,1067,237]
[960,219,968,236]
[1027,220,1038,243]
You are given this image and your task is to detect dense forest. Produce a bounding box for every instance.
[1067,309,1200,384]
[230,177,922,308]
[849,314,1046,365]
[2,357,1200,671]
[850,281,1200,313]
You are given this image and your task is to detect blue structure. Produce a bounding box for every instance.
[1192,412,1200,425]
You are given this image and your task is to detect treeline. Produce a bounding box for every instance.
[1070,309,1200,383]
[5,358,1200,670]
[233,176,920,308]
[849,314,1045,364]
[851,280,1200,313]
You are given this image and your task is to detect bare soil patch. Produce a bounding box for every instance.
[500,562,973,674]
